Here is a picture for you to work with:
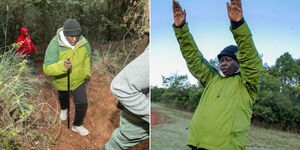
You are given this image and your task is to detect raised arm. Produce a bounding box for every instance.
[172,0,217,87]
[227,0,262,99]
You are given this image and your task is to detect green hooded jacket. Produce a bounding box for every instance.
[43,28,91,91]
[174,22,262,150]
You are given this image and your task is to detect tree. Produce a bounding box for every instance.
[253,57,300,131]
[162,73,190,89]
[151,73,204,111]
[0,0,148,52]
[271,52,299,86]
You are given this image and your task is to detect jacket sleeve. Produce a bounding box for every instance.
[43,39,67,76]
[30,40,37,52]
[110,48,149,121]
[84,42,91,77]
[231,22,262,99]
[173,23,217,87]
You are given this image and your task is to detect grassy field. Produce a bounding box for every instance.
[151,103,300,150]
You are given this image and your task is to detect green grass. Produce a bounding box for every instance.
[247,126,300,150]
[151,103,300,150]
[151,103,192,150]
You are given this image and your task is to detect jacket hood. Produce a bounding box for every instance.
[20,27,28,36]
[56,28,87,48]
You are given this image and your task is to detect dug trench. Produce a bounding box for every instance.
[32,50,149,150]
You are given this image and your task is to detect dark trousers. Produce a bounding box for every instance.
[189,145,208,150]
[58,81,87,126]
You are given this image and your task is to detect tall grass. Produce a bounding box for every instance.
[92,42,123,83]
[90,0,149,81]
[91,38,148,84]
[0,47,57,149]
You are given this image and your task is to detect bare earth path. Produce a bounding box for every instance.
[34,55,149,150]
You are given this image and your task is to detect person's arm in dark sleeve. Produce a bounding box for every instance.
[231,21,262,100]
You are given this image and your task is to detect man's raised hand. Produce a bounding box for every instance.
[173,0,186,28]
[226,0,243,22]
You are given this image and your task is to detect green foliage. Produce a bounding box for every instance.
[253,53,300,130]
[271,52,299,86]
[0,132,21,150]
[0,0,149,51]
[151,73,203,111]
[0,47,54,149]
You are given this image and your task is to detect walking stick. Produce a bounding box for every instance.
[67,58,70,129]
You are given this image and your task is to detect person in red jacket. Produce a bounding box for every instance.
[16,27,38,74]
[16,27,38,56]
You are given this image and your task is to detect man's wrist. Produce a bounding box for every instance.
[173,22,186,28]
[231,18,245,30]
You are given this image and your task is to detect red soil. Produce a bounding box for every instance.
[35,58,148,150]
[151,108,167,127]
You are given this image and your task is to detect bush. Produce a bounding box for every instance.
[0,47,56,149]
[151,73,204,112]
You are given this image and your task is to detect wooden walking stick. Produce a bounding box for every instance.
[67,58,70,129]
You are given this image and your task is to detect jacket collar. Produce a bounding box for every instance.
[214,66,240,77]
[56,28,87,49]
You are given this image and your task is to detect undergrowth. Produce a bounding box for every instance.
[0,46,59,149]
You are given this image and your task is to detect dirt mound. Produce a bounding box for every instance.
[151,108,167,127]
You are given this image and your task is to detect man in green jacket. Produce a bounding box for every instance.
[172,0,262,149]
[43,19,91,136]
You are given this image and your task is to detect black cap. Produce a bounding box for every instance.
[217,45,238,62]
[63,19,81,36]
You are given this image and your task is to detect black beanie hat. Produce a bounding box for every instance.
[217,45,238,62]
[63,19,81,36]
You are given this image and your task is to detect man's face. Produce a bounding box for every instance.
[65,35,80,46]
[219,56,239,76]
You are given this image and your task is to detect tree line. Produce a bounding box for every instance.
[151,52,300,131]
[0,0,148,52]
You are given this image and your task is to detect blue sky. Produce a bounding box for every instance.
[150,0,300,86]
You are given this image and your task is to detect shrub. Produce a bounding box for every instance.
[0,47,56,149]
